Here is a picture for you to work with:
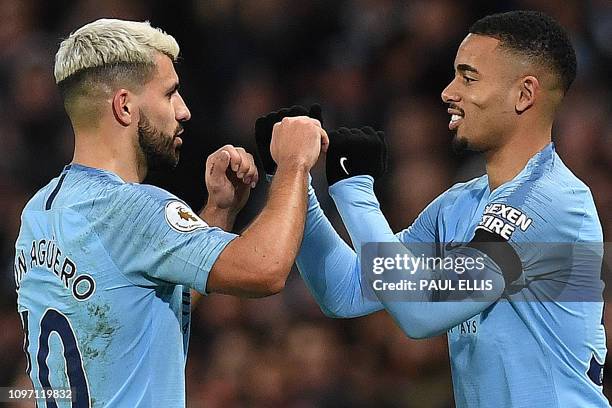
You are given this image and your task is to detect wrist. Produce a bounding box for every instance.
[329,174,375,194]
[275,160,311,174]
[200,204,238,230]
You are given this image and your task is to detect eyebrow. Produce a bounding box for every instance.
[456,64,480,74]
[166,82,180,94]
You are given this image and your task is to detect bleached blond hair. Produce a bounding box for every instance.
[54,18,179,83]
[54,19,180,124]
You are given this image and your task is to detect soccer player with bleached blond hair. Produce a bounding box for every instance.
[14,18,327,407]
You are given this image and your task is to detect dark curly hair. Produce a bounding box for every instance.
[469,10,577,93]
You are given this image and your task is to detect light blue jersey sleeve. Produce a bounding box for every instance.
[296,176,449,318]
[296,176,505,336]
[91,183,237,294]
[296,182,384,317]
[328,176,505,338]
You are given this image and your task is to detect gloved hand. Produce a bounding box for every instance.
[326,126,388,186]
[255,104,322,175]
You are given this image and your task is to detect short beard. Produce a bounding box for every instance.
[451,133,469,154]
[137,111,180,172]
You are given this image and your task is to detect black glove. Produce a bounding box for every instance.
[255,104,322,175]
[326,126,388,186]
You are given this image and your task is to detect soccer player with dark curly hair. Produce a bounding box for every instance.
[285,10,608,407]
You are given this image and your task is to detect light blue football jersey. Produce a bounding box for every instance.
[13,163,236,407]
[399,143,608,407]
[297,143,608,407]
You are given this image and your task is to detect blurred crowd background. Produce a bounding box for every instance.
[1,0,611,407]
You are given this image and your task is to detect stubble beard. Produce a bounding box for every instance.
[451,130,492,155]
[137,111,181,172]
[451,132,470,154]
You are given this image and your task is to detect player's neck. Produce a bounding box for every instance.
[72,129,147,183]
[484,127,551,191]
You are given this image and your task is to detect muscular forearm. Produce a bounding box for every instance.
[206,162,309,297]
[241,162,309,274]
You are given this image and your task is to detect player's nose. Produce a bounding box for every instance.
[441,80,460,103]
[175,93,191,122]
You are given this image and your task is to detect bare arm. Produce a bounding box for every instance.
[206,117,327,297]
[206,162,309,296]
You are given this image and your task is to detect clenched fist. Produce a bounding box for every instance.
[205,145,258,216]
[270,116,329,171]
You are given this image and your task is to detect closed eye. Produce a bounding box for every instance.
[166,82,180,98]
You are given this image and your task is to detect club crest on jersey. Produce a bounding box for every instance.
[165,201,208,233]
[477,203,533,240]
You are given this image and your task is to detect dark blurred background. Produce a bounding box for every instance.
[1,0,611,407]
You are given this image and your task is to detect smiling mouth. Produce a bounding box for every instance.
[447,108,464,131]
[449,114,463,130]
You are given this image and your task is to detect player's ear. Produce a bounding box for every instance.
[515,75,539,114]
[112,89,134,126]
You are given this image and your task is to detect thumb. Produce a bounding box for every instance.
[208,150,231,178]
[219,149,231,164]
[320,128,329,153]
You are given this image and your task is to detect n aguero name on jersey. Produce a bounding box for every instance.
[14,238,95,301]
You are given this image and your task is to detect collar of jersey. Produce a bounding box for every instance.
[65,163,126,184]
[486,142,555,198]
